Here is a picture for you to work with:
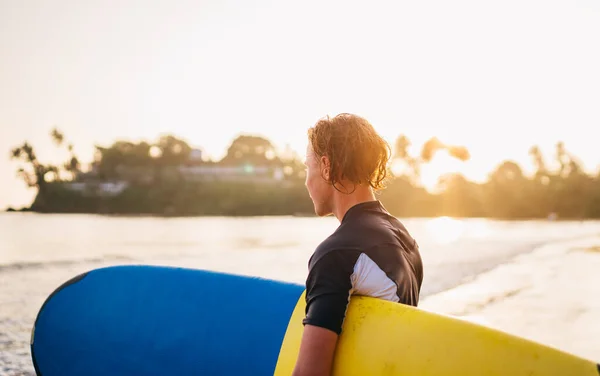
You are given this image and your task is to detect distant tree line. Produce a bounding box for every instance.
[8,128,600,218]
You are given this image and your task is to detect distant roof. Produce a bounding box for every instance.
[189,149,203,160]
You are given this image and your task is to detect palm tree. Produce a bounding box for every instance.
[50,128,64,147]
[528,145,547,179]
[393,134,419,183]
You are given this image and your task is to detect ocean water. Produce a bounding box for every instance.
[1,213,600,375]
[2,213,600,295]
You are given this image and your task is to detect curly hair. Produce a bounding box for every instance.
[307,113,391,193]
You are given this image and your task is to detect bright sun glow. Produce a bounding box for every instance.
[390,139,494,192]
[418,147,495,192]
[420,150,467,192]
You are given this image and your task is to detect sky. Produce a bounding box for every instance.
[1,0,599,208]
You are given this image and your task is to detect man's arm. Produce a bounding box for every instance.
[292,324,338,376]
[293,250,360,375]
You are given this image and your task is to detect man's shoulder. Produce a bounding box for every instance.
[308,231,358,270]
[307,203,419,268]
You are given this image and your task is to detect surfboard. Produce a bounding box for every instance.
[30,265,599,375]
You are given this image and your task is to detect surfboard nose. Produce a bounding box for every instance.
[31,270,90,374]
[31,270,90,346]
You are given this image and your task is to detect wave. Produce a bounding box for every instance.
[0,255,136,273]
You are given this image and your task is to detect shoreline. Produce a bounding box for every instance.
[4,210,600,223]
[420,234,600,363]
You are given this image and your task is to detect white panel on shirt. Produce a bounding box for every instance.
[350,253,399,302]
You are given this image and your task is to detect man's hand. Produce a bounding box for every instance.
[292,324,339,376]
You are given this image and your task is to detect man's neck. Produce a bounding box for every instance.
[331,185,376,222]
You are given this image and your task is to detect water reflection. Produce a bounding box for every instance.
[425,216,465,244]
[465,219,493,239]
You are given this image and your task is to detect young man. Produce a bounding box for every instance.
[292,113,424,376]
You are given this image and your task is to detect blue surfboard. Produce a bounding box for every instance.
[30,265,304,375]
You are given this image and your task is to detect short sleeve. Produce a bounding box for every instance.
[302,249,361,335]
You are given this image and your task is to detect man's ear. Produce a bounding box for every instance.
[320,156,330,181]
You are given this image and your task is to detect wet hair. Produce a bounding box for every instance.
[307,113,391,193]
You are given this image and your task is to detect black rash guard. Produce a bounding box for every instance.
[302,200,424,335]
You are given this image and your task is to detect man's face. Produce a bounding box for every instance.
[304,144,333,217]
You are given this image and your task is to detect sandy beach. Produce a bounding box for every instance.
[1,234,599,375]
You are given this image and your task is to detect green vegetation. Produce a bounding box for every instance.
[8,129,600,219]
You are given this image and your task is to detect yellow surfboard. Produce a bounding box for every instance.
[275,292,599,375]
